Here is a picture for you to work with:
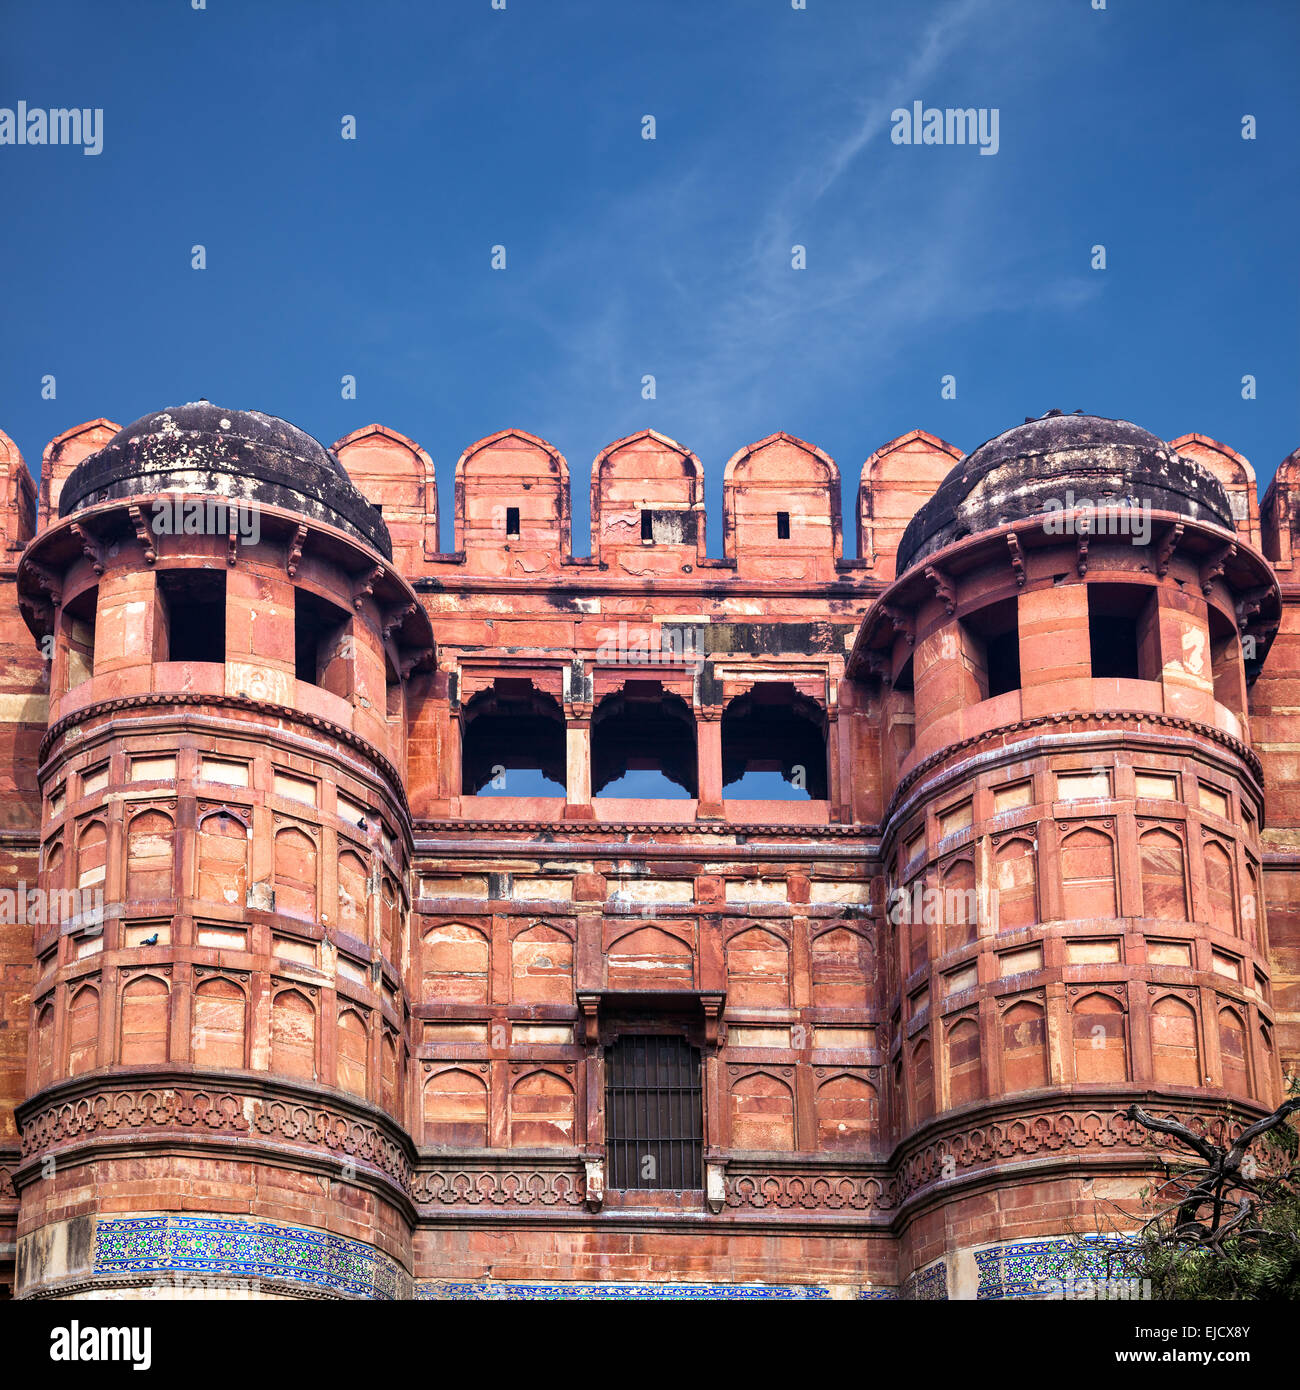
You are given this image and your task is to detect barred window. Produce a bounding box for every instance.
[605,1034,702,1190]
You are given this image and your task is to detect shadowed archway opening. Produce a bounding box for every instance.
[592,681,696,798]
[721,683,826,799]
[462,679,566,796]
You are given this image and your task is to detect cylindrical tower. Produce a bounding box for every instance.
[853,412,1284,1296]
[11,403,433,1298]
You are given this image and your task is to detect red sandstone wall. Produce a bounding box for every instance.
[2,413,1296,1299]
[1254,456,1300,1074]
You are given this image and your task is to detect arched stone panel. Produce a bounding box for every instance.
[508,1070,575,1147]
[729,1071,795,1151]
[421,922,489,1004]
[192,976,246,1071]
[424,1067,489,1148]
[1072,992,1127,1083]
[725,927,790,1008]
[511,923,574,1005]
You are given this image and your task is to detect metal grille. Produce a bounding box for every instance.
[605,1034,703,1190]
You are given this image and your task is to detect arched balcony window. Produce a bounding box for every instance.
[720,684,827,799]
[591,681,695,798]
[461,679,566,796]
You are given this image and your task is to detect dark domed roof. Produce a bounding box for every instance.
[59,402,391,559]
[895,410,1234,575]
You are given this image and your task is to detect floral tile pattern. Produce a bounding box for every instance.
[95,1214,410,1300]
[975,1234,1142,1300]
[900,1260,948,1301]
[415,1279,833,1300]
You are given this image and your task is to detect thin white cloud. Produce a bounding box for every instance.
[496,0,1095,467]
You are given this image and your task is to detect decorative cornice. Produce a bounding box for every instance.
[14,1077,1264,1229]
[16,1071,417,1205]
[415,818,870,839]
[724,1092,1262,1222]
[886,709,1263,831]
[39,691,412,821]
[412,1160,586,1209]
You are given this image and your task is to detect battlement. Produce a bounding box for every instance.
[8,414,1300,590]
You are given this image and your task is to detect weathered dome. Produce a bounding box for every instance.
[895,410,1234,575]
[59,401,391,559]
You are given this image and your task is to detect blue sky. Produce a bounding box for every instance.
[1,0,1296,561]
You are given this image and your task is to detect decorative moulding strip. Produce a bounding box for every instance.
[886,709,1262,825]
[415,820,870,839]
[39,692,413,821]
[16,1075,1265,1223]
[15,1071,416,1195]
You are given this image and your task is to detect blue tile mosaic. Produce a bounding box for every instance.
[95,1214,409,1300]
[415,1280,833,1300]
[900,1260,948,1301]
[975,1234,1143,1300]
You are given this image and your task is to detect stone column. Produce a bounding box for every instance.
[696,705,724,818]
[564,702,593,819]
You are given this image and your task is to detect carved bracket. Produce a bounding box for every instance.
[127,505,156,564]
[863,650,892,687]
[381,600,417,642]
[353,565,383,613]
[1199,542,1235,595]
[69,523,105,577]
[700,991,726,1048]
[1154,521,1183,578]
[1234,586,1269,629]
[287,524,308,578]
[398,650,428,680]
[1006,532,1025,587]
[924,564,956,616]
[882,604,914,647]
[27,561,62,609]
[577,992,601,1046]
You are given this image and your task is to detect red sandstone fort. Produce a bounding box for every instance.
[0,403,1296,1299]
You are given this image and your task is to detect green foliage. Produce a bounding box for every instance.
[1135,1079,1300,1301]
[1139,1185,1300,1300]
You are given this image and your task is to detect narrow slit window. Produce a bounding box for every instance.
[986,629,1021,697]
[960,597,1020,700]
[295,588,353,698]
[63,587,98,690]
[1087,585,1154,680]
[157,570,226,664]
[505,506,520,537]
[641,510,654,542]
[776,511,790,539]
[385,659,402,720]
